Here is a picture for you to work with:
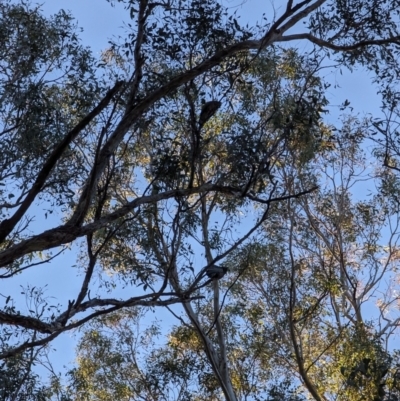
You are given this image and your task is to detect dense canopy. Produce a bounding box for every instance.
[1,0,400,400]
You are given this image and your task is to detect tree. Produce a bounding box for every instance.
[0,351,50,400]
[66,118,400,401]
[220,128,400,401]
[1,0,400,400]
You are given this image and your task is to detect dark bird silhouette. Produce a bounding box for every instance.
[206,265,228,280]
[198,100,221,128]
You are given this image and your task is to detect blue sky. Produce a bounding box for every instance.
[38,0,382,116]
[6,0,387,380]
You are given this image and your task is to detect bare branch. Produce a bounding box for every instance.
[0,293,199,359]
[277,32,400,52]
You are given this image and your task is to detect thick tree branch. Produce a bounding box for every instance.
[65,0,392,234]
[274,0,326,37]
[288,204,325,401]
[66,30,283,227]
[126,0,148,105]
[0,183,207,267]
[0,311,54,335]
[277,32,400,51]
[0,305,142,360]
[0,80,125,243]
[182,300,235,400]
[0,293,196,358]
[0,183,315,268]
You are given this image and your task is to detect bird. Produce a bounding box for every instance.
[198,100,221,128]
[206,265,228,280]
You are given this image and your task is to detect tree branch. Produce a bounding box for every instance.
[0,80,125,242]
[0,293,198,359]
[277,32,400,52]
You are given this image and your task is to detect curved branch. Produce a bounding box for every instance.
[277,32,400,52]
[0,183,216,267]
[66,30,283,226]
[0,294,198,359]
[0,184,318,268]
[0,311,54,334]
[0,80,125,243]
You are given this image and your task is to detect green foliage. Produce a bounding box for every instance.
[1,0,400,401]
[0,352,50,400]
[0,0,101,227]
